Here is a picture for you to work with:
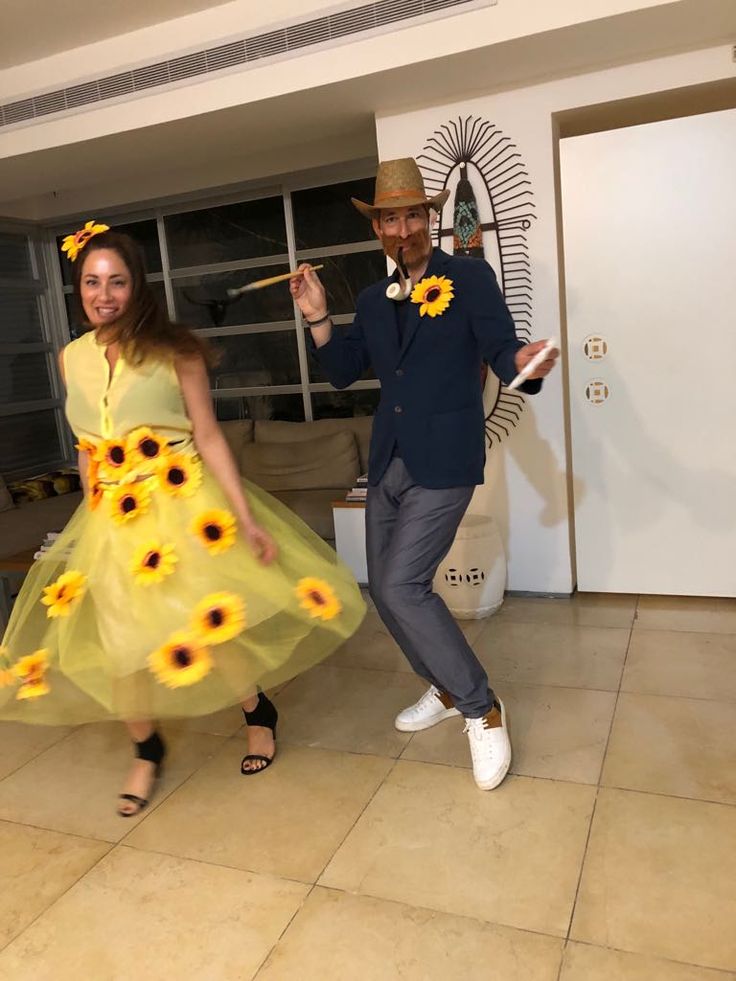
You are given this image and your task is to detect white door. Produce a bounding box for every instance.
[561,109,736,596]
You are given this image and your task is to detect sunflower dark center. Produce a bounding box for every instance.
[173,646,192,667]
[140,438,159,458]
[121,495,137,513]
[144,551,161,569]
[110,445,125,465]
[168,467,185,486]
[204,523,222,541]
[57,586,67,598]
[425,286,441,303]
[208,609,224,627]
[309,590,326,606]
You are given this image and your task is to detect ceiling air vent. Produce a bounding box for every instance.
[0,0,494,130]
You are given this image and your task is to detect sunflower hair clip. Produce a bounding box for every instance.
[61,220,110,262]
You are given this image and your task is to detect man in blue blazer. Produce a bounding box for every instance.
[290,158,557,790]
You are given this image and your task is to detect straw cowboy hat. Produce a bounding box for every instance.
[351,158,450,219]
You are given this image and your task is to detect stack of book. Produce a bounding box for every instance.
[346,474,368,503]
[33,531,62,560]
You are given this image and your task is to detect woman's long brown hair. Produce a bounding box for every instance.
[72,230,214,367]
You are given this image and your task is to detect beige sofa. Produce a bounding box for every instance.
[0,416,372,561]
[220,415,372,543]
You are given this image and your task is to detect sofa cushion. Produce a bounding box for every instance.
[219,419,255,461]
[241,431,359,493]
[0,474,13,513]
[255,416,373,474]
[271,489,340,540]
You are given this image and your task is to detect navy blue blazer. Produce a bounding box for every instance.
[311,247,541,489]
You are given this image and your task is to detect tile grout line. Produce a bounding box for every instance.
[559,610,638,960]
[0,837,115,957]
[251,755,404,980]
[567,937,736,977]
[0,725,80,786]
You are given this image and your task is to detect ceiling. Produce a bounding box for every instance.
[0,0,233,69]
[1,0,735,217]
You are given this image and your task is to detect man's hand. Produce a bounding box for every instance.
[514,339,559,380]
[289,264,328,322]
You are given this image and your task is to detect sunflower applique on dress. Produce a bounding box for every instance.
[296,577,342,621]
[410,275,454,318]
[41,571,87,619]
[130,541,178,585]
[158,451,202,498]
[190,509,237,555]
[149,632,213,689]
[12,649,51,700]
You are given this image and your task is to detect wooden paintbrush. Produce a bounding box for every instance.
[226,265,324,298]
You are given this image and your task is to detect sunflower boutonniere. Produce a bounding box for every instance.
[410,275,454,318]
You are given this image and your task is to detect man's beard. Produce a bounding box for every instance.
[378,228,432,271]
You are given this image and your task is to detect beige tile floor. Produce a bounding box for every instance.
[1,592,735,980]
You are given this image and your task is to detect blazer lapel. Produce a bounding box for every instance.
[397,248,450,363]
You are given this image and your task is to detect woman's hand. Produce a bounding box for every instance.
[243,521,278,565]
[289,264,328,322]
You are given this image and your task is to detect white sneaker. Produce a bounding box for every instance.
[394,685,461,732]
[464,700,511,790]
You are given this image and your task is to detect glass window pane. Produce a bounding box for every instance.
[64,281,167,340]
[0,288,44,343]
[214,392,304,423]
[165,197,287,268]
[56,218,162,286]
[0,352,53,405]
[292,177,376,248]
[173,266,293,328]
[311,388,380,419]
[209,331,301,388]
[297,251,386,316]
[0,232,33,279]
[0,409,62,474]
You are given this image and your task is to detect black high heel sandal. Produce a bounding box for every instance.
[117,730,166,817]
[241,692,278,775]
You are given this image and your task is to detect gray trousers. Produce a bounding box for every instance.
[366,457,495,718]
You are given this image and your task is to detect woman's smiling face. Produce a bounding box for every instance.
[79,248,133,329]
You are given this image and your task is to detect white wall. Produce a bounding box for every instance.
[376,44,735,593]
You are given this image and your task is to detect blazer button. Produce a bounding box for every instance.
[394,405,403,414]
[395,368,404,377]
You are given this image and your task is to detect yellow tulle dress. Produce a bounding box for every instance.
[0,331,365,724]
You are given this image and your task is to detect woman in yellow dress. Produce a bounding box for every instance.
[0,223,365,815]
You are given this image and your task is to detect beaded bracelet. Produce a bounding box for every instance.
[303,312,331,327]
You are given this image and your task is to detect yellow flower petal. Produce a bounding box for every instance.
[148,632,212,689]
[109,481,152,524]
[410,275,454,318]
[130,540,178,585]
[158,452,202,498]
[190,509,237,555]
[295,577,342,621]
[191,592,246,645]
[59,220,110,262]
[41,571,87,619]
[126,427,169,468]
[12,649,50,700]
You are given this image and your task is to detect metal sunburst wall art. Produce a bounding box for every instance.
[418,115,537,448]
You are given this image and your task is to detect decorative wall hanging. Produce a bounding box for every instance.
[418,115,536,447]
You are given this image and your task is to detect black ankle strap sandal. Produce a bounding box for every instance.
[118,730,166,817]
[241,692,278,776]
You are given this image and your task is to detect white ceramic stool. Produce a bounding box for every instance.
[433,513,506,619]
